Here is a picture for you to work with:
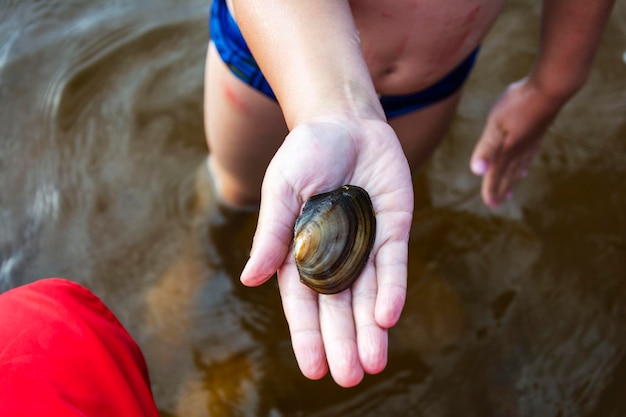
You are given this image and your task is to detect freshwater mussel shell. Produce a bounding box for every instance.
[293,185,376,294]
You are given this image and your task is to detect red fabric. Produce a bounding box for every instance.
[0,278,159,416]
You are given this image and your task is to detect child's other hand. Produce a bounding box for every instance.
[240,114,413,387]
[470,77,564,208]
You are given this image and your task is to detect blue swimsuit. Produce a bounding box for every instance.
[210,0,479,119]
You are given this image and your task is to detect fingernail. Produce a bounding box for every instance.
[471,159,488,175]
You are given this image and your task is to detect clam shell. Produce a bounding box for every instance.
[293,185,376,294]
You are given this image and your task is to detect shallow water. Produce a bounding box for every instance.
[1,1,626,416]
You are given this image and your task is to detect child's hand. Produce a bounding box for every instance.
[470,77,564,208]
[240,115,413,387]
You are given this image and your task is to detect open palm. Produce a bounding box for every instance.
[240,114,414,387]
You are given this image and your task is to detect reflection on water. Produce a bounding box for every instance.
[1,0,626,416]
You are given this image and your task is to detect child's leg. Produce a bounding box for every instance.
[204,43,289,207]
[388,91,462,171]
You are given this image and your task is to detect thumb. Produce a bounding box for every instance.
[470,117,505,176]
[240,184,300,287]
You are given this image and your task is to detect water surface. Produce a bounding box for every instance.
[1,1,625,416]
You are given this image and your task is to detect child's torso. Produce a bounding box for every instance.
[350,0,506,94]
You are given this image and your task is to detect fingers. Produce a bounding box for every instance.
[480,158,518,208]
[318,291,364,387]
[278,259,364,387]
[481,146,536,207]
[240,183,299,287]
[279,257,388,387]
[471,117,538,208]
[372,231,408,329]
[470,118,504,177]
[352,262,388,375]
[278,261,329,380]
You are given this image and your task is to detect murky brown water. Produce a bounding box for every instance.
[1,1,626,416]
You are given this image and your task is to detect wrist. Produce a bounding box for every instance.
[528,65,589,104]
[290,101,386,130]
[284,74,386,128]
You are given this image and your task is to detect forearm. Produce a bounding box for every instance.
[531,0,615,101]
[230,0,384,128]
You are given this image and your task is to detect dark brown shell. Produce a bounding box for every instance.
[293,185,376,294]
